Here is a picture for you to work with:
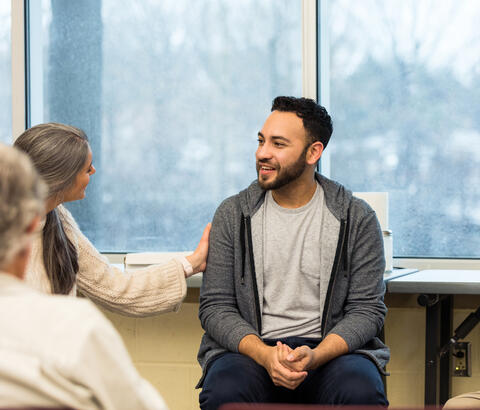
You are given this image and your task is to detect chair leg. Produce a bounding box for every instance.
[379,325,387,397]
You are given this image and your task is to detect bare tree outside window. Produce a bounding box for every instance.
[34,0,302,252]
[328,0,480,257]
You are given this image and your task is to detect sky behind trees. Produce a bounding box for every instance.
[1,0,479,257]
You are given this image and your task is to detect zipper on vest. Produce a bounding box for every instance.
[240,216,246,285]
[245,215,262,333]
[342,207,351,274]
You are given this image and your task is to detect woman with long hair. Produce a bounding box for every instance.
[14,122,210,315]
[0,143,168,409]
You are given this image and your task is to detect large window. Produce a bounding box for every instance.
[28,0,302,252]
[13,1,478,260]
[0,2,11,142]
[326,0,480,257]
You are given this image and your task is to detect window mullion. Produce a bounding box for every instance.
[302,0,317,100]
[11,0,26,140]
[316,0,331,177]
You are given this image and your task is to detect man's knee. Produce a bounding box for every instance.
[199,353,271,410]
[200,365,245,409]
[200,378,239,410]
[335,365,386,405]
[308,354,388,406]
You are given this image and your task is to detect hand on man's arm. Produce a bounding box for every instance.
[185,222,211,276]
[278,333,349,372]
[239,334,308,390]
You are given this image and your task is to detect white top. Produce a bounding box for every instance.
[0,272,168,410]
[260,184,324,339]
[24,205,187,316]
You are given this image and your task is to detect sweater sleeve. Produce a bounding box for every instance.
[327,209,387,351]
[60,207,187,317]
[199,200,260,353]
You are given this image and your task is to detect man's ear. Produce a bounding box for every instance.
[306,142,324,165]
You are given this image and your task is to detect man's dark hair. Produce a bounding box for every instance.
[271,96,333,148]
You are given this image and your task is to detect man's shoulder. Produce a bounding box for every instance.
[348,195,383,242]
[216,192,242,212]
[315,173,378,225]
[215,179,264,216]
[350,195,376,216]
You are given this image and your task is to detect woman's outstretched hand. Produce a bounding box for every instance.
[185,223,211,276]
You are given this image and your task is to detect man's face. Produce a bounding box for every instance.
[256,111,310,190]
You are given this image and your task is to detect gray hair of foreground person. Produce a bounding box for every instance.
[0,143,46,270]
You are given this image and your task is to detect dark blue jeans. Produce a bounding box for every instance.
[199,337,388,410]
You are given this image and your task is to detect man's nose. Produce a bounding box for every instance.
[256,143,273,160]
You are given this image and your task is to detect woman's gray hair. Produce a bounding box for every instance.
[13,122,89,294]
[14,122,90,199]
[0,143,46,269]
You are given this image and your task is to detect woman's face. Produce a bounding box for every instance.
[62,148,96,203]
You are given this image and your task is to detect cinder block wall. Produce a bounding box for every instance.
[384,294,480,406]
[101,295,203,410]
[101,291,480,410]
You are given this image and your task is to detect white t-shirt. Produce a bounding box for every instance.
[260,183,324,339]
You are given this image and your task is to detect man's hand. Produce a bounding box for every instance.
[238,335,307,390]
[277,342,316,372]
[279,333,350,373]
[263,344,307,390]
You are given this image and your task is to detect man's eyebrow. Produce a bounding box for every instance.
[257,133,291,143]
[271,136,290,143]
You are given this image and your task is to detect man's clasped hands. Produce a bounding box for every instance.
[262,342,318,390]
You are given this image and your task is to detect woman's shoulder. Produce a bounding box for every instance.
[57,204,77,223]
[57,204,81,239]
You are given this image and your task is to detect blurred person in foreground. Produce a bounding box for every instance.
[14,122,210,315]
[0,143,168,409]
[198,97,389,409]
[444,391,480,409]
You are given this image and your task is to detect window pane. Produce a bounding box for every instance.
[0,2,11,142]
[328,0,480,257]
[30,0,302,252]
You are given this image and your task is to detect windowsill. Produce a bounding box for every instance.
[110,259,204,288]
[107,254,480,289]
[106,253,480,269]
[394,258,480,271]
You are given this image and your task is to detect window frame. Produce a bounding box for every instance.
[11,0,26,139]
[8,0,480,267]
[315,0,480,267]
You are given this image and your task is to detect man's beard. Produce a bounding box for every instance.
[256,147,308,190]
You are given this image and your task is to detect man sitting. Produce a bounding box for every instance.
[197,97,389,409]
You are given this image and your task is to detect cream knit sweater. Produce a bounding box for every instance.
[24,205,187,316]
